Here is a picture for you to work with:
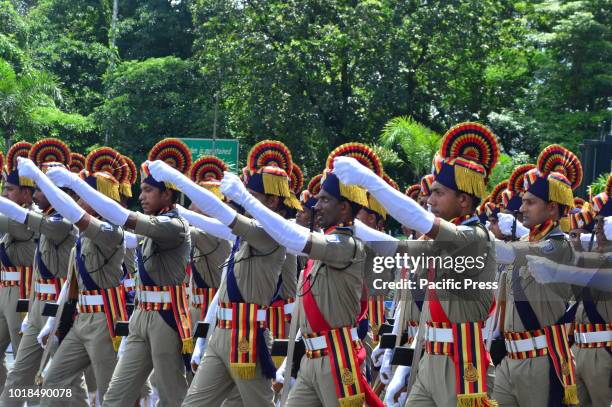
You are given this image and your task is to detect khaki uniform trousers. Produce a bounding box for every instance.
[0,298,88,407]
[493,355,551,407]
[40,312,117,407]
[573,345,612,407]
[407,353,495,407]
[182,326,274,407]
[102,308,188,407]
[0,287,24,396]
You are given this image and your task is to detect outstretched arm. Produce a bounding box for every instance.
[333,157,437,237]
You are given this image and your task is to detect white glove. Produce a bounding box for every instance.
[221,171,310,254]
[17,158,85,224]
[37,316,57,349]
[379,349,393,384]
[147,160,237,225]
[176,204,235,242]
[604,217,612,241]
[191,337,206,372]
[333,157,435,235]
[371,344,385,367]
[124,231,139,249]
[497,213,529,238]
[275,357,287,384]
[527,255,612,290]
[20,313,29,334]
[0,196,29,224]
[384,365,411,406]
[117,337,128,359]
[495,241,516,265]
[354,219,398,257]
[46,166,130,226]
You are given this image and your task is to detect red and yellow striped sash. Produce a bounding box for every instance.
[503,329,548,359]
[266,298,294,340]
[1,266,33,299]
[452,321,495,407]
[168,284,193,354]
[575,323,612,349]
[227,302,262,380]
[543,324,578,405]
[367,295,385,346]
[137,285,172,311]
[78,287,128,352]
[326,327,366,407]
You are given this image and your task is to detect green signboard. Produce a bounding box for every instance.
[179,138,240,172]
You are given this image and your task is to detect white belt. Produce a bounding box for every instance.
[575,330,612,345]
[0,271,20,281]
[505,334,548,353]
[283,302,294,315]
[303,327,359,352]
[425,326,489,343]
[35,282,57,294]
[138,291,172,304]
[78,294,104,307]
[217,307,267,322]
[123,278,135,288]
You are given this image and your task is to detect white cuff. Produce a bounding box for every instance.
[124,231,140,249]
[354,219,398,256]
[368,176,434,235]
[174,176,237,226]
[69,176,130,226]
[240,193,309,254]
[0,197,28,224]
[177,205,235,242]
[32,171,85,224]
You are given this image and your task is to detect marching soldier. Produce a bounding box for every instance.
[16,148,129,406]
[218,142,384,407]
[402,183,422,239]
[484,180,508,241]
[528,177,612,406]
[147,140,295,406]
[334,123,501,406]
[43,139,193,407]
[186,156,231,332]
[0,139,87,407]
[493,144,583,406]
[496,165,535,242]
[0,143,38,397]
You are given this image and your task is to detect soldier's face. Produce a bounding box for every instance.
[2,183,32,206]
[295,208,312,228]
[313,190,343,229]
[33,188,51,211]
[356,208,377,229]
[139,183,171,215]
[427,182,465,220]
[519,192,556,228]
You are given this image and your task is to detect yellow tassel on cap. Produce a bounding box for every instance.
[368,195,387,219]
[339,182,369,207]
[548,177,574,207]
[338,394,365,407]
[559,217,570,233]
[182,337,194,354]
[163,181,179,191]
[119,183,132,198]
[262,172,291,197]
[563,384,579,405]
[454,165,486,198]
[230,363,257,380]
[284,194,303,211]
[19,176,35,188]
[95,175,121,202]
[202,184,224,201]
